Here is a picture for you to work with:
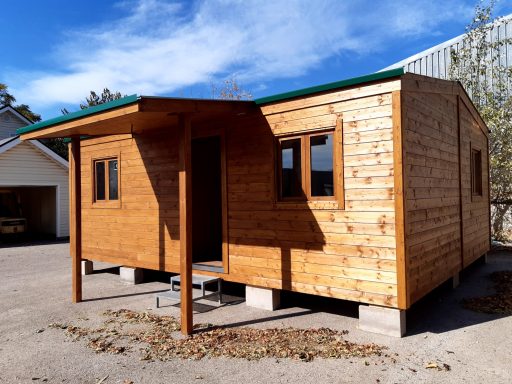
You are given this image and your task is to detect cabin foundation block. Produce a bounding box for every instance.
[81,260,93,275]
[358,305,406,337]
[246,285,280,311]
[119,267,144,284]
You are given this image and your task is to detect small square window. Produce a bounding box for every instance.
[471,148,482,196]
[94,157,119,203]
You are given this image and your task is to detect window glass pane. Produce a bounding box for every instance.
[281,138,302,198]
[310,134,334,196]
[108,159,119,200]
[472,149,482,196]
[95,161,105,201]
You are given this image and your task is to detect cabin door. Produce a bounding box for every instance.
[191,135,225,272]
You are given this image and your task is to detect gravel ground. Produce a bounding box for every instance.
[0,242,511,384]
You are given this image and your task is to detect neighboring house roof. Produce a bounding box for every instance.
[17,68,405,137]
[0,105,34,126]
[0,136,18,147]
[0,135,68,169]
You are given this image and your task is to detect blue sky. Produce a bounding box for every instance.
[2,0,511,120]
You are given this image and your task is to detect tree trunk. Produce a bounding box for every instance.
[492,204,511,241]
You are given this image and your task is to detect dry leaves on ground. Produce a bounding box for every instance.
[425,362,451,371]
[462,271,512,315]
[48,309,388,362]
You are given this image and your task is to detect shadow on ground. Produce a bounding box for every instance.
[406,253,510,335]
[84,251,511,335]
[0,236,69,248]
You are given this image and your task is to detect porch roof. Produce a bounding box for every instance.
[17,96,255,140]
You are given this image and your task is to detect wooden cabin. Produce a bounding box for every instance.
[18,68,490,336]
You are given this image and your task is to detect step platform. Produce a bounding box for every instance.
[156,274,222,308]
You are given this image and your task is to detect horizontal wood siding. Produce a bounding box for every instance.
[76,76,490,311]
[228,81,401,307]
[402,76,490,305]
[403,90,462,304]
[459,100,490,267]
[79,80,401,308]
[80,132,181,270]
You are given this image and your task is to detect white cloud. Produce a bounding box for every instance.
[8,0,473,112]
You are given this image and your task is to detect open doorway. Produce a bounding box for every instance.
[191,135,224,272]
[0,186,57,243]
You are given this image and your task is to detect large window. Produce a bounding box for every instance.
[471,148,482,196]
[277,125,342,207]
[94,157,119,203]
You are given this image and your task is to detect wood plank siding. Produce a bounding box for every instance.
[60,73,490,311]
[401,75,490,305]
[79,79,402,308]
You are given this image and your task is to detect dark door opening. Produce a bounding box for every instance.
[191,135,223,271]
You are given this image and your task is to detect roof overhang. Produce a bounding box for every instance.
[17,68,406,141]
[18,95,256,140]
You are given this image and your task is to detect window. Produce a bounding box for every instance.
[471,148,482,196]
[310,134,334,197]
[94,157,119,203]
[280,138,303,198]
[277,123,343,207]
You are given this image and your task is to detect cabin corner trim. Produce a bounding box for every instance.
[392,90,408,309]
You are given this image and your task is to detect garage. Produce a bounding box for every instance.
[0,135,69,243]
[0,186,59,241]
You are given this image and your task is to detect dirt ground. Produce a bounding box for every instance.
[0,242,511,384]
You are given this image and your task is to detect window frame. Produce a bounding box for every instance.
[470,145,483,198]
[91,153,121,208]
[275,118,344,209]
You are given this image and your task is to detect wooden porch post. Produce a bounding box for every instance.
[178,114,193,335]
[70,137,82,303]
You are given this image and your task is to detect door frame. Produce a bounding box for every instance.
[191,126,229,274]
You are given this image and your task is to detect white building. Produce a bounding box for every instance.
[0,105,69,239]
[383,14,512,81]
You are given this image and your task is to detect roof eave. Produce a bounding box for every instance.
[254,68,404,105]
[16,94,140,137]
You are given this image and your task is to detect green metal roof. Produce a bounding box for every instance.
[16,94,139,135]
[17,68,404,136]
[254,68,404,105]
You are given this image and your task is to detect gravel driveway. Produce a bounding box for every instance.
[0,242,510,384]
